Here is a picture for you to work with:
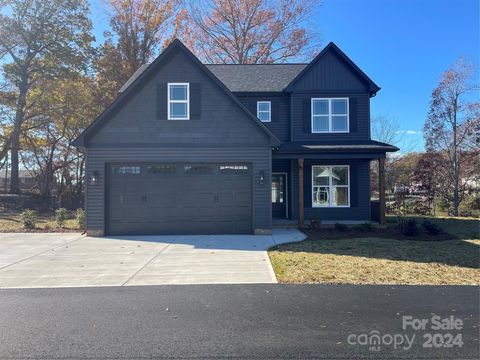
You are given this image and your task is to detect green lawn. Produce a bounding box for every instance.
[0,209,81,232]
[268,216,480,285]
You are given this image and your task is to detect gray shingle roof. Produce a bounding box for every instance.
[205,64,307,92]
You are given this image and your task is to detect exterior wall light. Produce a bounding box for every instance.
[259,170,265,185]
[90,171,99,186]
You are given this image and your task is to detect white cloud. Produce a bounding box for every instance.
[396,130,421,135]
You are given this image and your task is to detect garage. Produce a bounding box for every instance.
[107,163,253,235]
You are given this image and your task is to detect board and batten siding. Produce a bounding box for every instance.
[85,147,272,235]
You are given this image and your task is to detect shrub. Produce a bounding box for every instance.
[422,220,442,235]
[55,208,69,228]
[353,222,374,232]
[76,208,85,228]
[21,209,36,229]
[334,223,348,231]
[399,218,418,236]
[309,219,321,230]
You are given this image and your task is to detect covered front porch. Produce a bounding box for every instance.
[271,141,398,227]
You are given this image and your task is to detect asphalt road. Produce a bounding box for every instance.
[0,285,478,359]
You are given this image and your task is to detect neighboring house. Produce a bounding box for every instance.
[73,40,398,236]
[0,169,36,192]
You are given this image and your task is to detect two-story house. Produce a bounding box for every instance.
[73,39,398,236]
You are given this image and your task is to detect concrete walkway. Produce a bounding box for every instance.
[0,229,306,288]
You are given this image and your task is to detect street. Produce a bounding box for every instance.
[0,284,478,359]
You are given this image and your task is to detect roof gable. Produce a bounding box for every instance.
[285,42,380,96]
[73,39,280,147]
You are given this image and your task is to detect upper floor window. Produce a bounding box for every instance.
[311,98,349,133]
[257,101,271,122]
[168,83,189,120]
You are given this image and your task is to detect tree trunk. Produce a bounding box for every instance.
[9,74,28,194]
[452,96,459,216]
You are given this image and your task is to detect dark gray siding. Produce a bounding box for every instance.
[85,147,272,234]
[289,159,371,221]
[272,159,292,219]
[291,92,370,142]
[236,94,290,142]
[290,51,368,92]
[88,47,270,146]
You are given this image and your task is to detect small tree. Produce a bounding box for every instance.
[423,57,479,216]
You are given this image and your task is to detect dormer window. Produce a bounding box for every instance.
[311,98,349,133]
[168,83,189,120]
[257,101,271,122]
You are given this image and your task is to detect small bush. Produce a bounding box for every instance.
[21,209,36,229]
[399,219,418,236]
[422,220,442,235]
[55,208,69,228]
[76,208,85,228]
[334,223,348,231]
[353,222,374,232]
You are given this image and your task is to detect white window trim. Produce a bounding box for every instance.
[311,165,350,208]
[167,82,189,120]
[311,98,349,133]
[257,101,271,122]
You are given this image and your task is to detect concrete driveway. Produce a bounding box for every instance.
[0,229,305,288]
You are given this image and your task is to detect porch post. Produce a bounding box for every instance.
[378,157,386,225]
[298,158,304,227]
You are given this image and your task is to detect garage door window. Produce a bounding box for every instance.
[184,165,213,175]
[219,165,250,174]
[147,165,176,174]
[112,166,141,175]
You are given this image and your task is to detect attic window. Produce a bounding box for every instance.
[168,83,189,120]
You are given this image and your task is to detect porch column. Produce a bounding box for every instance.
[378,157,386,225]
[298,158,304,227]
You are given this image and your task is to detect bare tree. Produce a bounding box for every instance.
[423,57,479,216]
[180,0,320,64]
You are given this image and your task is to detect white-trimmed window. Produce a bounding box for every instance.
[257,101,271,122]
[312,165,350,207]
[168,83,189,120]
[311,98,349,133]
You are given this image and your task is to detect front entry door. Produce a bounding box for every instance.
[272,173,287,218]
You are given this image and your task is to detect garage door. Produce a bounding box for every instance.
[107,163,252,235]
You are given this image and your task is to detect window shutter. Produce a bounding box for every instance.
[350,164,358,207]
[271,100,279,122]
[157,83,167,119]
[349,97,357,133]
[302,98,311,133]
[190,83,201,119]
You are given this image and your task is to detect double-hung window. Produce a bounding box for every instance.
[312,165,350,207]
[311,98,349,132]
[168,83,189,120]
[257,101,271,122]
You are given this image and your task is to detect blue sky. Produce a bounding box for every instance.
[88,0,479,152]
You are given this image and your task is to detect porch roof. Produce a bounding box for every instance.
[273,140,399,159]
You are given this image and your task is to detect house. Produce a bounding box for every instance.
[0,169,37,192]
[73,39,398,236]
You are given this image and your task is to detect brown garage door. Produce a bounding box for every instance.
[107,163,252,235]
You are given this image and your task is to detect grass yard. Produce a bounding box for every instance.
[268,216,480,285]
[0,209,81,232]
